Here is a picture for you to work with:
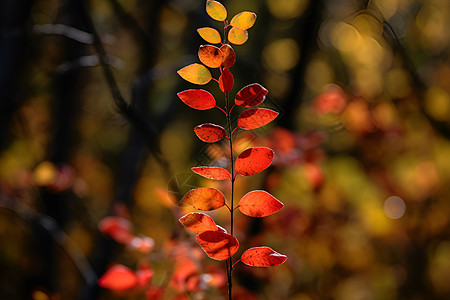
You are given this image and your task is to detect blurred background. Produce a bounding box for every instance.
[1,0,450,299]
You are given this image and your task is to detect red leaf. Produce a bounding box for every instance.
[177,89,216,110]
[192,166,231,180]
[181,187,226,211]
[98,264,138,290]
[240,247,287,267]
[179,212,219,234]
[235,147,274,176]
[136,267,154,286]
[146,286,165,300]
[219,68,234,93]
[235,83,268,107]
[237,190,283,217]
[194,123,226,143]
[98,216,133,244]
[198,45,223,68]
[220,44,236,68]
[196,231,239,261]
[238,108,279,129]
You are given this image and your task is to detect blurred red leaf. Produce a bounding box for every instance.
[170,260,199,292]
[237,190,283,217]
[235,147,274,176]
[127,236,155,253]
[240,247,287,267]
[177,89,216,110]
[181,187,226,211]
[136,267,154,286]
[146,286,165,300]
[238,108,279,129]
[198,45,223,68]
[192,166,231,180]
[179,212,219,234]
[194,123,226,143]
[235,83,268,107]
[98,264,138,290]
[219,68,234,93]
[313,83,347,115]
[98,216,133,244]
[196,231,239,261]
[220,44,236,68]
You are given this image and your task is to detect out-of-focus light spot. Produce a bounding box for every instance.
[263,72,291,98]
[305,58,334,92]
[425,87,450,122]
[383,196,406,219]
[372,0,399,20]
[352,14,383,39]
[372,101,399,130]
[266,0,309,20]
[331,22,362,54]
[313,84,347,115]
[385,68,411,99]
[262,38,300,72]
[416,4,449,53]
[33,161,57,186]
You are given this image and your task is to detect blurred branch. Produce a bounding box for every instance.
[33,24,95,44]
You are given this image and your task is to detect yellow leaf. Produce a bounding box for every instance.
[228,27,248,45]
[197,27,222,44]
[177,63,212,85]
[230,11,256,30]
[206,0,227,21]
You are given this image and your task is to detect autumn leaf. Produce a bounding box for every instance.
[179,212,219,234]
[192,166,232,180]
[197,27,222,44]
[98,264,138,290]
[240,247,287,267]
[198,45,224,68]
[197,231,239,261]
[177,63,212,85]
[237,190,283,217]
[238,108,279,129]
[181,187,226,211]
[230,11,256,30]
[220,44,236,68]
[98,216,133,244]
[228,28,248,45]
[235,83,268,107]
[235,147,274,176]
[206,0,227,21]
[194,123,226,143]
[177,89,216,110]
[219,68,234,93]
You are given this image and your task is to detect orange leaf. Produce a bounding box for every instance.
[98,264,138,290]
[194,123,226,143]
[197,27,222,44]
[177,89,216,110]
[230,11,256,30]
[235,147,274,176]
[235,83,268,107]
[228,27,248,45]
[179,212,219,234]
[181,187,225,211]
[198,45,224,68]
[192,166,231,180]
[238,190,283,217]
[220,44,236,68]
[206,0,227,21]
[219,68,234,93]
[177,63,212,85]
[238,108,279,129]
[240,247,287,267]
[196,231,239,261]
[98,216,133,244]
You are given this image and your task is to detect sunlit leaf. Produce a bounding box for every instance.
[238,108,279,129]
[192,166,232,180]
[179,212,219,234]
[230,11,257,30]
[177,63,212,85]
[235,147,274,176]
[177,89,216,110]
[228,27,248,45]
[220,44,236,68]
[219,68,234,93]
[181,187,226,211]
[235,83,268,107]
[194,123,226,142]
[197,231,239,261]
[98,216,133,244]
[238,190,283,217]
[206,0,227,21]
[240,247,287,267]
[98,264,138,290]
[198,45,224,68]
[197,27,222,44]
